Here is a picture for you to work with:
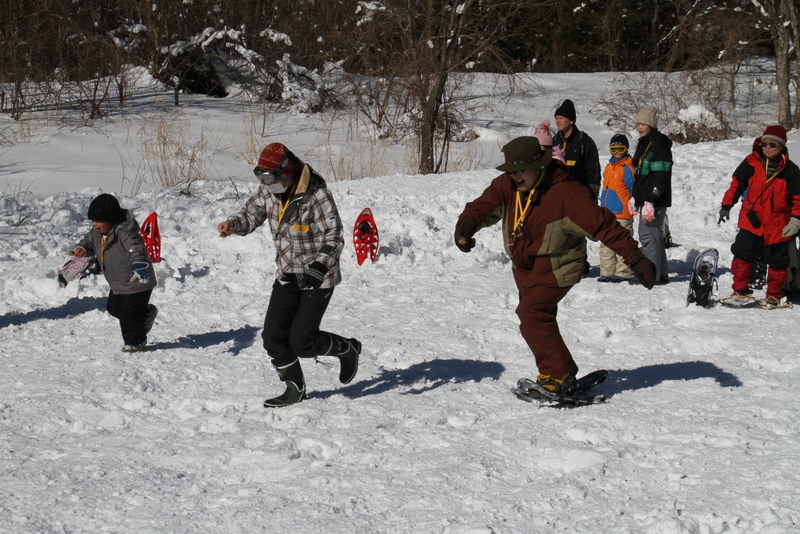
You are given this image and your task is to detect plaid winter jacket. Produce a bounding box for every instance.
[229,164,344,289]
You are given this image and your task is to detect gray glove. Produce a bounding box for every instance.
[782,217,800,237]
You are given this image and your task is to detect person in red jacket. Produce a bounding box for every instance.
[719,125,800,306]
[454,136,656,395]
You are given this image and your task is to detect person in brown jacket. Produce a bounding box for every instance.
[454,136,656,395]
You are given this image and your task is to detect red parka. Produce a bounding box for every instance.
[721,139,800,245]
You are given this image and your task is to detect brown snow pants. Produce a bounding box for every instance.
[514,283,579,379]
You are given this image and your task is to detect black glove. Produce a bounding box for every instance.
[300,261,328,289]
[718,206,731,224]
[454,220,477,253]
[630,256,656,290]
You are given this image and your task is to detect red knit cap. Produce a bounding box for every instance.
[257,143,296,177]
[761,125,787,146]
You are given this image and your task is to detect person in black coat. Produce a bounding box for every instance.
[629,107,673,284]
[552,99,601,200]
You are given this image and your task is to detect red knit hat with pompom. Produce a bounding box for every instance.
[257,143,296,177]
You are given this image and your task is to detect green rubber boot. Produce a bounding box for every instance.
[264,359,306,408]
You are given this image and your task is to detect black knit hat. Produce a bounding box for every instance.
[87,193,122,224]
[610,133,629,148]
[554,99,576,122]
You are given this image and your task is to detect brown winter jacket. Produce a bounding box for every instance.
[457,164,645,288]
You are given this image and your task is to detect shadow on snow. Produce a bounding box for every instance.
[606,360,743,396]
[0,297,106,329]
[149,325,261,356]
[313,358,506,400]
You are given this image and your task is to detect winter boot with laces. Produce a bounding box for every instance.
[324,334,361,384]
[264,358,306,408]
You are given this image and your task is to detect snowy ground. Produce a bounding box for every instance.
[2,69,800,533]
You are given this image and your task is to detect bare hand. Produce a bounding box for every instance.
[217,220,235,237]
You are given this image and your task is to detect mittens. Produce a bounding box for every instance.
[642,201,656,222]
[130,262,150,285]
[630,256,656,290]
[454,220,476,253]
[627,197,638,215]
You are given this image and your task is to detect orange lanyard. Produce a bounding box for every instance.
[100,235,106,266]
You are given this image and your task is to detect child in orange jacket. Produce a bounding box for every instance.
[598,134,635,282]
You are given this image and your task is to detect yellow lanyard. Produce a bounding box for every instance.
[513,170,545,234]
[276,185,297,227]
[764,157,783,185]
[100,235,106,266]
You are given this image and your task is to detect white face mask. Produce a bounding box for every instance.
[266,182,288,194]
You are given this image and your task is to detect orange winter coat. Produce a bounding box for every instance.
[600,155,635,219]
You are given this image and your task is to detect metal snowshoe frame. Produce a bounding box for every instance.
[687,248,718,308]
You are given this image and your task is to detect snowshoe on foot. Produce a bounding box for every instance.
[759,295,793,309]
[512,370,609,406]
[721,289,758,307]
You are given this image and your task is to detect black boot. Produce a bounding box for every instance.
[325,334,361,384]
[264,358,306,408]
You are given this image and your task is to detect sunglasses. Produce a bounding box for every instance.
[762,141,783,149]
[511,169,526,176]
[609,146,627,154]
[253,156,290,185]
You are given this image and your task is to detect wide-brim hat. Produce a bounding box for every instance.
[496,136,553,172]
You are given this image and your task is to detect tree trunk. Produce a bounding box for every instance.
[780,0,800,128]
[418,69,447,175]
[774,0,794,127]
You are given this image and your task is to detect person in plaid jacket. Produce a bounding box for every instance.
[218,143,361,407]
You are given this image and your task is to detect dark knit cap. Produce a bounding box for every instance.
[496,136,553,172]
[554,99,576,122]
[87,193,122,224]
[761,125,788,146]
[610,133,629,148]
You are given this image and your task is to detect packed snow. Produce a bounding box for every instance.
[1,69,800,533]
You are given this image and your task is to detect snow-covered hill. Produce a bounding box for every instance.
[1,70,799,533]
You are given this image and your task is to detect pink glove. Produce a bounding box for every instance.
[642,201,656,222]
[551,146,566,164]
[628,197,638,215]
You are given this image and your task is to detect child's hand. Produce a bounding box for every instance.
[72,248,86,258]
[130,262,150,285]
[217,220,235,237]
